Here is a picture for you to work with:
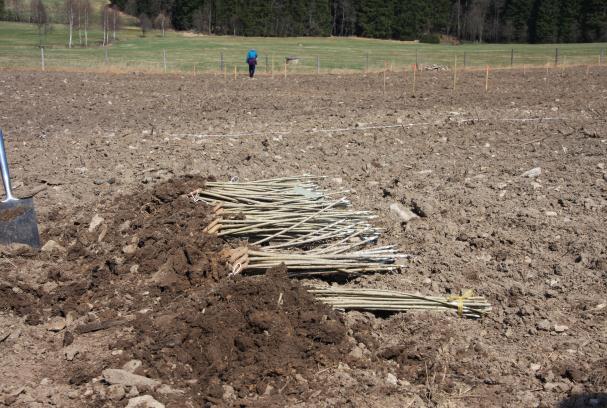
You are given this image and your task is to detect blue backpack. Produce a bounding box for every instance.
[247,49,257,60]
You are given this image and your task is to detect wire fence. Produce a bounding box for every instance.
[1,45,605,74]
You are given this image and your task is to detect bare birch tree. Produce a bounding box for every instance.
[30,0,48,46]
[139,13,151,37]
[101,4,109,46]
[111,5,121,41]
[154,11,170,37]
[82,0,90,46]
[465,0,489,42]
[77,0,82,46]
[64,0,76,48]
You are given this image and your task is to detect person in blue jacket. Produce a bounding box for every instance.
[246,49,257,78]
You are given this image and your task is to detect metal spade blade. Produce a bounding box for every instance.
[0,129,41,249]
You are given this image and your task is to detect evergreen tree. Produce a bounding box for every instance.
[532,0,560,42]
[580,0,607,41]
[502,0,534,41]
[107,0,607,43]
[355,0,394,38]
[558,0,581,42]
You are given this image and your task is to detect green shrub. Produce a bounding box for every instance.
[420,33,440,44]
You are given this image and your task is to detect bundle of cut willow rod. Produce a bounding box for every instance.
[192,176,382,249]
[308,287,491,319]
[192,176,333,206]
[226,247,407,277]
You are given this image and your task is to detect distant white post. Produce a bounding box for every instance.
[40,47,45,71]
[163,49,167,73]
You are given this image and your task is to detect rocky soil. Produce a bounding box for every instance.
[0,67,606,407]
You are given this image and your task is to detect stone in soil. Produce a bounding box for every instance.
[102,369,161,388]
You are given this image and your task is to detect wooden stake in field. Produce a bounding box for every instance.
[40,47,45,71]
[163,49,167,73]
[284,60,287,79]
[485,65,489,92]
[233,65,237,80]
[586,64,590,77]
[271,55,274,78]
[412,64,416,96]
[452,55,457,92]
[383,61,386,94]
[223,65,227,80]
[523,63,526,77]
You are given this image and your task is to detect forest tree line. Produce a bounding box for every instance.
[110,0,607,43]
[1,0,606,43]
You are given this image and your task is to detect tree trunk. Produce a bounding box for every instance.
[78,6,82,45]
[208,8,212,34]
[68,5,73,48]
[457,0,461,38]
[84,8,88,47]
[161,16,164,37]
[113,9,116,41]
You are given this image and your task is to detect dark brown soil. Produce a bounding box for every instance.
[130,266,350,405]
[0,68,606,407]
[1,176,363,406]
[0,206,26,222]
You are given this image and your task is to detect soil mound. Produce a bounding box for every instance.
[130,266,349,404]
[1,176,357,406]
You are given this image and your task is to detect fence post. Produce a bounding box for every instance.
[316,56,320,75]
[366,52,369,73]
[220,52,224,72]
[601,49,605,65]
[510,49,514,67]
[104,47,109,64]
[415,49,419,70]
[554,48,559,66]
[463,52,467,68]
[40,47,45,71]
[266,55,269,72]
[163,49,167,73]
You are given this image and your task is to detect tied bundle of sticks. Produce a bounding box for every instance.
[225,246,409,277]
[308,287,491,319]
[193,177,381,250]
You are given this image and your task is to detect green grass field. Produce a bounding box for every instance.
[0,21,606,73]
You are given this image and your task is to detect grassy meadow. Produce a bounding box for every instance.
[0,21,606,74]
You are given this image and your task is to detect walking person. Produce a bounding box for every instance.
[246,49,257,78]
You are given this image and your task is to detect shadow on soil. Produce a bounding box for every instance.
[559,393,607,408]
